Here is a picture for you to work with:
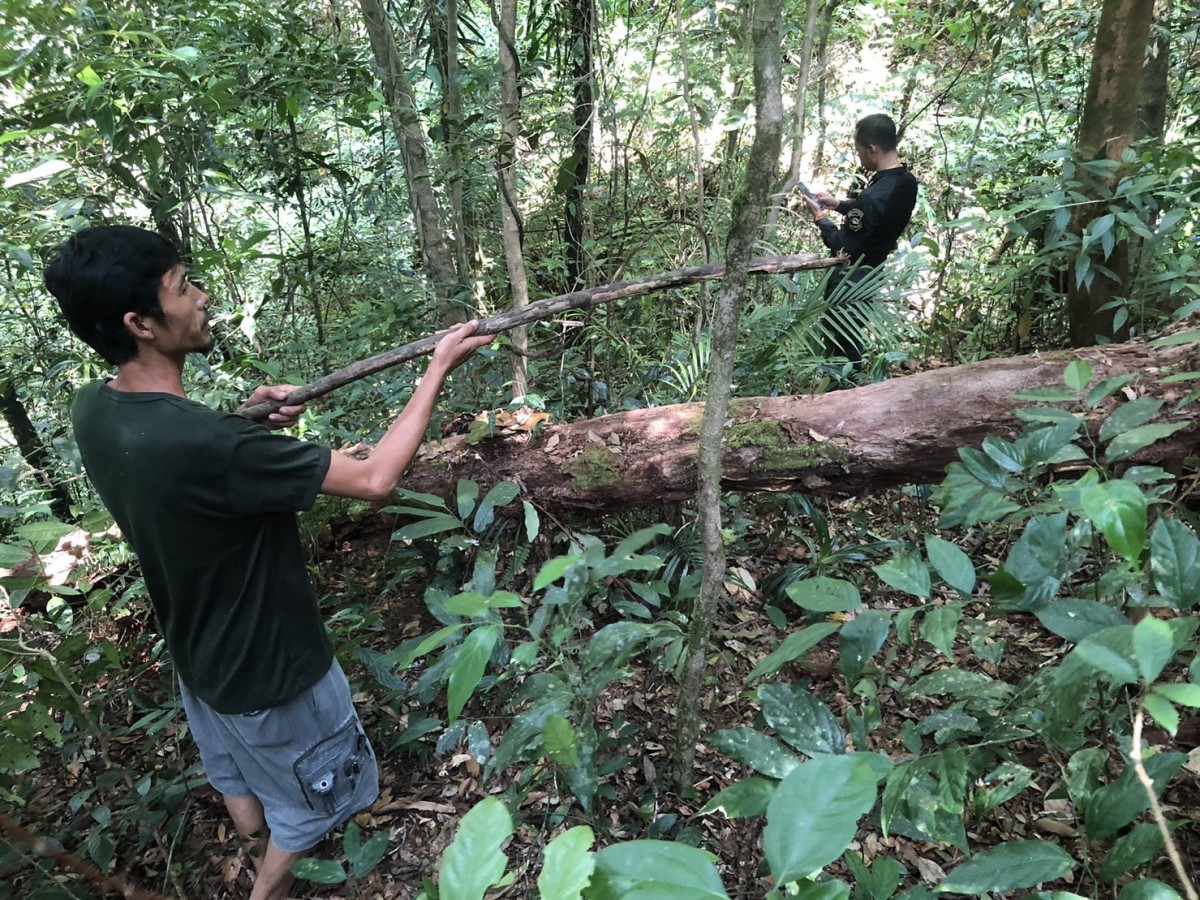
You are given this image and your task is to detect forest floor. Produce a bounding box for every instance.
[7,489,1200,899]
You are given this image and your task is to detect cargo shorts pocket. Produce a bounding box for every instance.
[293,719,370,815]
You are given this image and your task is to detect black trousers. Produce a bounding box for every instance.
[822,267,875,367]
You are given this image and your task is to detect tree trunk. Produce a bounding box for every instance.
[358,0,463,320]
[811,0,838,173]
[764,0,819,239]
[1135,0,1172,142]
[1066,0,1155,347]
[497,0,530,399]
[399,337,1200,511]
[0,369,72,521]
[670,0,784,790]
[563,0,595,292]
[443,0,475,283]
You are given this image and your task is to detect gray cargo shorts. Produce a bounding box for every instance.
[179,658,380,853]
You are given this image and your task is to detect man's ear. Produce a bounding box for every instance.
[122,311,155,340]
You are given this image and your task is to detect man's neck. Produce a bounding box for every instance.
[872,150,903,173]
[109,353,188,398]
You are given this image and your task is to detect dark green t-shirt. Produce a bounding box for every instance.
[71,380,334,714]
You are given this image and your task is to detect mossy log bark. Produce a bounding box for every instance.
[396,337,1200,511]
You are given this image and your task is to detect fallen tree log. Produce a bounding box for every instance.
[396,337,1200,511]
[240,252,841,421]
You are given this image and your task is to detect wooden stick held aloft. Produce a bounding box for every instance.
[238,253,841,421]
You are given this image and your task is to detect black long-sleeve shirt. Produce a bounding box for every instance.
[817,165,919,267]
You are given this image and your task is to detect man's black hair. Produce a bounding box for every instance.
[44,225,182,365]
[855,113,899,153]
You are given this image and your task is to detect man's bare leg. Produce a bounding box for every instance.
[224,794,269,871]
[247,839,305,900]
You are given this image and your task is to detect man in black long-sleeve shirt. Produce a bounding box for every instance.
[804,113,918,368]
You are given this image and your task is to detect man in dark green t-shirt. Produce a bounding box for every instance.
[45,226,492,900]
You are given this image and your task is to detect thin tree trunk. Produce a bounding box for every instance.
[1136,0,1172,141]
[811,0,837,172]
[675,0,712,333]
[0,368,72,521]
[563,0,595,292]
[444,0,474,282]
[497,0,530,399]
[358,0,463,320]
[671,0,784,790]
[1067,0,1155,346]
[764,0,819,240]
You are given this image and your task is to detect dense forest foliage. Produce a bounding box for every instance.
[2,0,1200,896]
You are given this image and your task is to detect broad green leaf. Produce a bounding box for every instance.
[763,756,876,884]
[1021,420,1085,467]
[791,878,851,900]
[1063,359,1093,391]
[15,520,74,553]
[392,625,462,669]
[958,447,1010,489]
[982,436,1024,473]
[1132,616,1175,684]
[291,859,347,884]
[587,841,729,899]
[581,622,665,672]
[839,610,892,683]
[1143,693,1179,735]
[1150,517,1200,608]
[1035,600,1127,643]
[1080,480,1147,561]
[1119,882,1184,900]
[456,480,480,519]
[390,490,449,510]
[1084,754,1186,840]
[925,536,975,597]
[523,500,541,542]
[973,763,1035,817]
[747,622,841,683]
[1098,399,1163,444]
[1013,387,1077,403]
[447,625,502,723]
[785,576,863,612]
[0,736,40,773]
[1085,374,1138,409]
[919,604,962,659]
[1060,625,1139,687]
[0,543,31,568]
[1153,683,1200,707]
[393,514,465,541]
[758,683,846,755]
[473,481,521,532]
[444,591,523,616]
[699,777,776,819]
[937,840,1074,894]
[543,716,579,769]
[539,826,595,900]
[348,828,391,879]
[910,669,1003,699]
[872,552,931,599]
[1106,422,1190,463]
[535,554,584,591]
[1151,330,1200,347]
[709,727,801,779]
[1000,514,1069,609]
[439,797,513,900]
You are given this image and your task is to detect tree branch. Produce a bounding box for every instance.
[238,253,840,421]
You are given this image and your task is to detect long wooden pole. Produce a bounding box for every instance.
[238,253,840,421]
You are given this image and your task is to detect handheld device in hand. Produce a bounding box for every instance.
[797,181,817,200]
